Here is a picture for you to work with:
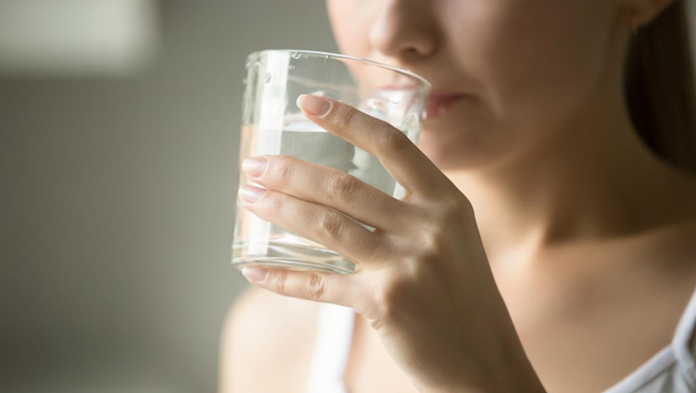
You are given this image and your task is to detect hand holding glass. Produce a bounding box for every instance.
[232,50,431,274]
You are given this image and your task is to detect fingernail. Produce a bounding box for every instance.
[242,266,267,282]
[297,94,331,117]
[239,185,266,203]
[242,156,268,178]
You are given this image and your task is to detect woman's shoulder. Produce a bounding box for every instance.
[219,284,322,393]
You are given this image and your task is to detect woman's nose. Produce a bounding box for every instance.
[368,0,439,60]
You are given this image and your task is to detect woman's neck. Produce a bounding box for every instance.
[443,89,696,265]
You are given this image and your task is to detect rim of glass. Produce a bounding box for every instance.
[248,49,432,90]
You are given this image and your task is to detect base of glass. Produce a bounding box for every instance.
[232,240,356,275]
[232,257,354,275]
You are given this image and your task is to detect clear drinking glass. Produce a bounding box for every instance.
[232,49,431,275]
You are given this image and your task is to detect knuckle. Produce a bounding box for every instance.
[304,273,326,300]
[365,301,389,329]
[334,105,358,129]
[266,191,285,211]
[449,195,475,218]
[380,128,411,154]
[272,270,289,294]
[367,290,391,324]
[417,221,457,264]
[420,230,446,255]
[327,173,361,202]
[271,157,294,184]
[318,211,345,239]
[427,195,472,228]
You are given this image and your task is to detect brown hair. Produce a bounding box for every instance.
[625,0,696,172]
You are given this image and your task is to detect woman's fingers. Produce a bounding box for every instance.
[242,155,415,233]
[297,94,453,201]
[240,265,370,312]
[239,185,392,266]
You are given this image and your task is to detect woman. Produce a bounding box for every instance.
[220,0,696,392]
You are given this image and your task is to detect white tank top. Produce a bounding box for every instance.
[304,284,696,393]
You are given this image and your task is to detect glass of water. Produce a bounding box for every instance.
[232,49,431,275]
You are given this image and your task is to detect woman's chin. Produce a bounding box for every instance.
[417,131,464,170]
[416,124,495,171]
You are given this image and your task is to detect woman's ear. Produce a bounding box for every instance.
[619,0,675,28]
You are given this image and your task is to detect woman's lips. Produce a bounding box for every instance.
[425,92,470,120]
[376,86,471,121]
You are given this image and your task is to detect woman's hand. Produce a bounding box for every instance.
[237,94,545,393]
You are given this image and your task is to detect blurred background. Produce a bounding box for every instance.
[0,1,336,392]
[3,1,696,393]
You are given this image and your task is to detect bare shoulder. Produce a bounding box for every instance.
[219,285,322,393]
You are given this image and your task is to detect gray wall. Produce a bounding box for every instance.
[0,2,336,392]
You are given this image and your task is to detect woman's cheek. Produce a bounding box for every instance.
[327,0,372,57]
[455,2,613,122]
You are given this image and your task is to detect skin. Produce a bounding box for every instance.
[220,0,696,392]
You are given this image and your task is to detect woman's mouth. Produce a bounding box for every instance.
[425,92,470,120]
